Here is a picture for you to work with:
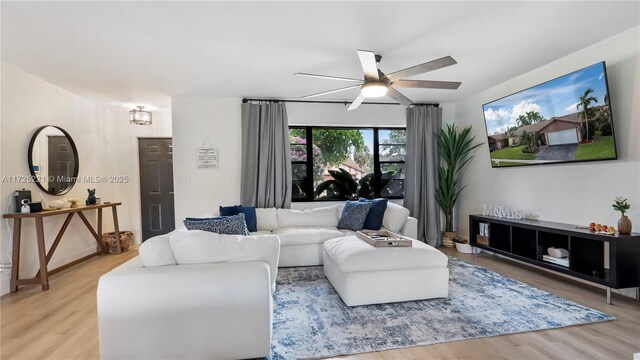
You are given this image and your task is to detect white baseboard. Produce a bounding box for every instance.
[0,265,12,296]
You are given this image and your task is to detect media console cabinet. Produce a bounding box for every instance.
[469,214,640,304]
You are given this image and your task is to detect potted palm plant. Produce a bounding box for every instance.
[435,124,481,247]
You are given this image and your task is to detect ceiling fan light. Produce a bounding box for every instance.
[360,82,387,98]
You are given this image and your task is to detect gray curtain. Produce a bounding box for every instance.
[240,102,292,208]
[404,105,442,246]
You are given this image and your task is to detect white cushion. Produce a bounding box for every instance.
[382,202,410,233]
[323,236,448,273]
[339,229,357,236]
[169,229,280,288]
[272,227,344,246]
[138,234,177,267]
[256,208,278,231]
[250,230,273,236]
[277,206,339,228]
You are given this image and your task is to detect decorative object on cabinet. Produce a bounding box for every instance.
[49,200,65,209]
[612,197,632,235]
[68,198,81,208]
[86,188,97,205]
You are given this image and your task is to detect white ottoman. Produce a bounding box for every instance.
[323,236,449,306]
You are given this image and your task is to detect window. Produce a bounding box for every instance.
[378,129,406,198]
[289,127,406,201]
[290,128,309,200]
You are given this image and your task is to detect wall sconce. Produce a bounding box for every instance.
[130,106,152,125]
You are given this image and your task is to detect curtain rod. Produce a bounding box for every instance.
[241,98,439,107]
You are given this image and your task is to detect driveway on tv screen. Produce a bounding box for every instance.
[535,144,578,161]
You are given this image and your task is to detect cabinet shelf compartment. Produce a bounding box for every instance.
[511,227,537,260]
[537,231,569,262]
[470,219,491,245]
[489,223,511,252]
[569,236,606,280]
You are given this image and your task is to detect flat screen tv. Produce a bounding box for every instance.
[482,62,617,168]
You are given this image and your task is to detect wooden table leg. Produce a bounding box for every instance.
[77,212,105,253]
[35,213,74,278]
[112,205,121,254]
[10,218,22,293]
[97,208,104,253]
[35,218,50,291]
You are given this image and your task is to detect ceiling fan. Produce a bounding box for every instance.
[295,50,461,111]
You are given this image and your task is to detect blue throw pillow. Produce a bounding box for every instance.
[338,201,373,231]
[184,213,249,235]
[359,198,388,230]
[219,205,257,232]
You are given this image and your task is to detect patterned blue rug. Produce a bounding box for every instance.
[269,257,613,359]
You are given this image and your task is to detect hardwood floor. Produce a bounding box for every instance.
[1,246,638,359]
[336,248,640,360]
[1,248,138,360]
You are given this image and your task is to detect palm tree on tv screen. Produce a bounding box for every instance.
[577,88,598,141]
[516,111,544,127]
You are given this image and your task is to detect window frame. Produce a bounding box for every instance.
[289,125,406,202]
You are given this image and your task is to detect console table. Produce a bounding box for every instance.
[469,215,640,304]
[3,202,122,292]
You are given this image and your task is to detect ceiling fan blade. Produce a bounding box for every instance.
[357,49,379,80]
[348,94,366,111]
[294,73,363,83]
[387,87,413,106]
[392,79,461,90]
[301,84,361,99]
[386,56,457,81]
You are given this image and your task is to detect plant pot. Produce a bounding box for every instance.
[618,215,632,235]
[455,242,481,254]
[441,231,456,247]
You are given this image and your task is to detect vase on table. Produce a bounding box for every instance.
[618,215,632,235]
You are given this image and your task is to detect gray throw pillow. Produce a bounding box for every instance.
[183,213,250,235]
[338,201,373,231]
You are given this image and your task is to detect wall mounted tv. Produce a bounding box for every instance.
[482,62,617,168]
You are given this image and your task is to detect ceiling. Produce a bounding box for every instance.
[2,1,639,110]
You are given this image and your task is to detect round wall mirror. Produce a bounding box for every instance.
[28,126,79,195]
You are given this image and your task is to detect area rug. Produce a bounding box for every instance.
[269,257,613,359]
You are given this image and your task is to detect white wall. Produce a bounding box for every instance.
[172,97,243,222]
[287,101,405,127]
[0,63,171,295]
[287,101,455,127]
[450,26,640,238]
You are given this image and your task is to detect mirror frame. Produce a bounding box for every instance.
[28,125,80,196]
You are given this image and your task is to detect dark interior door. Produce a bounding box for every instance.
[48,136,74,193]
[139,138,175,241]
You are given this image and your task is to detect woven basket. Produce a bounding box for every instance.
[102,231,134,253]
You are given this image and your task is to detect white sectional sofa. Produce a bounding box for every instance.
[252,202,418,267]
[97,202,418,358]
[97,231,280,360]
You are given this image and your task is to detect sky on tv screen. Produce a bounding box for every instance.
[483,62,608,136]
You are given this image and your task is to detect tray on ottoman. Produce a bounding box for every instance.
[356,230,412,247]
